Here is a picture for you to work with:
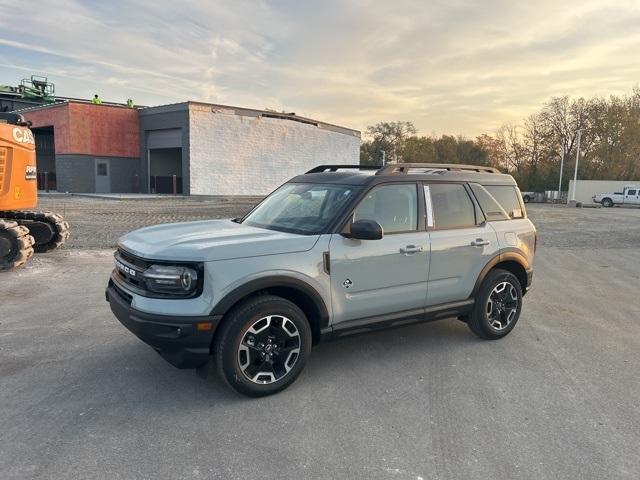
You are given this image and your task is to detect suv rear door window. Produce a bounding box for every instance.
[429,183,476,229]
[353,184,417,233]
[484,186,524,219]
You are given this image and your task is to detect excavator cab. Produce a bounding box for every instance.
[0,113,38,211]
[0,113,69,270]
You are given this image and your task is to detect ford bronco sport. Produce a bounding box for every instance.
[106,163,536,397]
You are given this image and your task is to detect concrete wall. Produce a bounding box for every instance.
[568,180,640,204]
[188,104,361,195]
[55,154,141,193]
[55,155,95,193]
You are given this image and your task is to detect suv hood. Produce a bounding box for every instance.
[118,219,319,262]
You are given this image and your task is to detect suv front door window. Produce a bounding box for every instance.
[329,183,429,323]
[352,183,418,234]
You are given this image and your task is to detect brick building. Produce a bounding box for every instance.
[19,100,360,195]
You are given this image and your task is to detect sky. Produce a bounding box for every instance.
[1,0,640,137]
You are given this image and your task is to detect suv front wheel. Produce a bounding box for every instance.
[467,269,523,340]
[214,295,312,397]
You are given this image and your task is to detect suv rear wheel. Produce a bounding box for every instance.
[468,269,522,340]
[214,295,312,397]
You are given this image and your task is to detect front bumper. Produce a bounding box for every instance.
[106,280,219,369]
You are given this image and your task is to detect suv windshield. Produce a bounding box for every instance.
[242,183,359,235]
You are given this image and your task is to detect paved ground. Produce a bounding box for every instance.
[1,202,639,479]
[36,195,261,249]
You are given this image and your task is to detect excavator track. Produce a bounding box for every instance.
[2,211,70,253]
[0,220,35,271]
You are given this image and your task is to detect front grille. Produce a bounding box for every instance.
[118,248,152,270]
[114,248,151,294]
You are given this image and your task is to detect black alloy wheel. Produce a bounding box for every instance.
[214,295,312,397]
[467,269,523,340]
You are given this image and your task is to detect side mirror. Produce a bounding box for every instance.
[350,219,383,240]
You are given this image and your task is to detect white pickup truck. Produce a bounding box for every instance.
[593,186,640,207]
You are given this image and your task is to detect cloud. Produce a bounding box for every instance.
[0,0,639,136]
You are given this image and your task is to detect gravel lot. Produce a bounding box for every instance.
[1,200,639,480]
[36,194,261,249]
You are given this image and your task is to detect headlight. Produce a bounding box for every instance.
[143,264,200,296]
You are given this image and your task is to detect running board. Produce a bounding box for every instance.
[320,299,475,341]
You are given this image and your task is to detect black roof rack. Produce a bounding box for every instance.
[376,163,501,175]
[306,165,381,174]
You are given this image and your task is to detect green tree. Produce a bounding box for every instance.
[360,88,640,189]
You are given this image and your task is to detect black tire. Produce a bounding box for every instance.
[214,295,312,397]
[0,220,35,271]
[601,198,613,208]
[3,210,70,252]
[522,195,531,203]
[468,269,523,340]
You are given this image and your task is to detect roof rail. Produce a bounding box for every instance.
[306,165,382,174]
[375,163,501,175]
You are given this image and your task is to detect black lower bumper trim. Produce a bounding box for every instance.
[106,283,219,369]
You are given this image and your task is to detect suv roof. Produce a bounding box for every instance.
[290,163,518,187]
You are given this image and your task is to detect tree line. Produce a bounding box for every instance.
[360,88,640,191]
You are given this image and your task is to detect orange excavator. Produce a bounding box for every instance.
[0,112,69,271]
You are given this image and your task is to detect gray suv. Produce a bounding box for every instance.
[106,163,536,397]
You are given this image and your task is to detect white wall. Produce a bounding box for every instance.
[188,104,361,195]
[568,179,640,204]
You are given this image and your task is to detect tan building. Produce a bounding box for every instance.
[568,179,640,205]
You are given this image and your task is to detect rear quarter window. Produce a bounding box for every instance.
[469,184,510,221]
[483,185,524,219]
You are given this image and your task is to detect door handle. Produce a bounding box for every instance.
[400,245,423,254]
[470,238,490,247]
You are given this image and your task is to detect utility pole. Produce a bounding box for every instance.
[570,129,583,203]
[557,147,565,202]
[381,150,386,166]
